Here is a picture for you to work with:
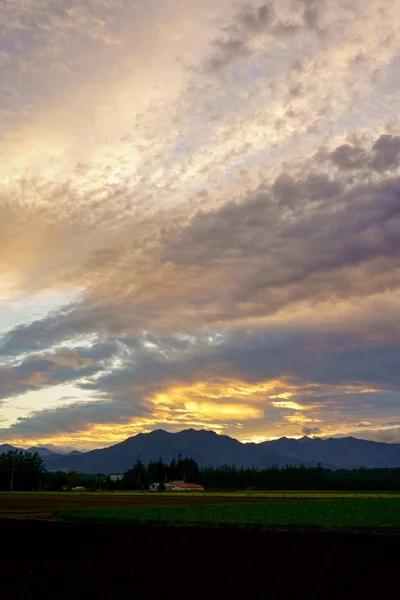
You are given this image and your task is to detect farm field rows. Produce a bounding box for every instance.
[2,492,400,534]
[56,498,400,534]
[0,491,312,519]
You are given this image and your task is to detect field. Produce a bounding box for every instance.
[1,519,399,599]
[55,498,400,534]
[2,492,400,598]
[2,491,400,534]
[0,491,311,519]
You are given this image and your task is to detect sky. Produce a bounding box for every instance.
[1,0,400,451]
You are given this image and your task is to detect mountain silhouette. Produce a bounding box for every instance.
[27,446,57,457]
[265,435,400,468]
[0,444,20,454]
[42,429,400,473]
[3,430,400,473]
[43,428,316,473]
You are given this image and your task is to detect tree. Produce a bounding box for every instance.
[174,457,199,482]
[148,458,167,484]
[122,455,148,490]
[0,450,47,491]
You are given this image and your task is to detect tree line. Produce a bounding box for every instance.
[0,450,104,492]
[107,456,400,491]
[3,449,400,491]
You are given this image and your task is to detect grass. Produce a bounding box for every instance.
[56,498,400,534]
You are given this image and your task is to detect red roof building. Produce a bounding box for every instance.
[169,481,205,490]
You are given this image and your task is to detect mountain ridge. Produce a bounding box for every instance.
[2,430,400,473]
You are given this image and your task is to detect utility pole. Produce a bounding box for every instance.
[10,468,14,492]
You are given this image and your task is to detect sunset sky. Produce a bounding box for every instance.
[1,0,400,450]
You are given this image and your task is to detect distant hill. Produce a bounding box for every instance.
[27,446,57,457]
[265,436,400,469]
[0,444,81,457]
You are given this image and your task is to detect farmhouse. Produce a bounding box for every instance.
[149,481,205,491]
[169,481,204,491]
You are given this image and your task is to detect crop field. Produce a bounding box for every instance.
[2,495,400,598]
[2,491,400,534]
[2,490,400,520]
[56,498,400,534]
[0,490,311,519]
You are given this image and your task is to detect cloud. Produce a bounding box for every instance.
[301,426,321,436]
[1,1,400,447]
[1,130,400,358]
[0,350,102,400]
[42,352,94,370]
[371,135,400,172]
[330,135,400,172]
[1,314,399,445]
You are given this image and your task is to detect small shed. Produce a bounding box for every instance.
[149,482,175,491]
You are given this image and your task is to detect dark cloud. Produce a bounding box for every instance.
[371,135,400,172]
[239,4,272,32]
[330,144,369,170]
[205,38,250,73]
[301,426,321,435]
[0,350,108,399]
[330,135,400,173]
[203,0,326,74]
[0,395,151,438]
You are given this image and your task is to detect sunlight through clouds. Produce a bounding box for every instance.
[1,0,400,447]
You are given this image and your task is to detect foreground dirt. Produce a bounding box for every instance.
[0,493,306,518]
[1,519,399,599]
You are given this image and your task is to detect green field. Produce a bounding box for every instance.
[56,498,400,534]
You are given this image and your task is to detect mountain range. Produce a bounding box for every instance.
[2,429,400,473]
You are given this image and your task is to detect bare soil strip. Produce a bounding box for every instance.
[0,493,309,518]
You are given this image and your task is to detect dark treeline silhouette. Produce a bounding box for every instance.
[0,450,104,492]
[3,448,400,491]
[106,455,400,491]
[199,464,400,491]
[118,455,200,490]
[0,450,47,491]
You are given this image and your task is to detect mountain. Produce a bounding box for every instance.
[5,430,400,473]
[265,436,400,469]
[27,446,57,457]
[0,444,81,457]
[43,429,319,474]
[0,444,18,454]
